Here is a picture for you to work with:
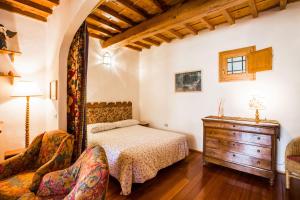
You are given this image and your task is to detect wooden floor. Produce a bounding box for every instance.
[107,151,300,200]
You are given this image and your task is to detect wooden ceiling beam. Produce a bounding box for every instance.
[47,0,59,6]
[151,0,164,13]
[117,0,149,19]
[88,14,123,32]
[168,29,184,39]
[102,0,250,48]
[87,23,114,37]
[134,41,151,49]
[201,17,215,30]
[89,32,109,41]
[126,45,142,51]
[143,38,161,46]
[98,5,135,26]
[185,23,198,35]
[0,1,47,21]
[222,9,235,25]
[248,0,258,18]
[4,0,53,15]
[154,33,172,43]
[280,0,287,10]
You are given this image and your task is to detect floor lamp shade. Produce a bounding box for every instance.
[11,81,42,147]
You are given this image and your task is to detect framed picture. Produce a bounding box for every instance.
[175,70,202,92]
[50,80,58,100]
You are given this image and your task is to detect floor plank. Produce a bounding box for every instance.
[107,152,300,200]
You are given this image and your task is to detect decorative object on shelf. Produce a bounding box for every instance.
[249,96,265,123]
[11,80,43,147]
[175,70,201,92]
[102,52,112,67]
[218,98,224,118]
[50,80,58,100]
[0,24,17,50]
[202,116,280,185]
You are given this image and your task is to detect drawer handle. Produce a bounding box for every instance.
[257,149,261,153]
[232,154,236,157]
[232,132,236,136]
[232,143,236,146]
[257,161,261,165]
[257,137,261,140]
[233,125,236,128]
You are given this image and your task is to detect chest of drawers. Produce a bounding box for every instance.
[202,116,280,185]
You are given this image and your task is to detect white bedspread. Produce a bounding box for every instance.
[87,125,189,195]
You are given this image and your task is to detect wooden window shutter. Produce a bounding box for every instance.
[248,47,273,73]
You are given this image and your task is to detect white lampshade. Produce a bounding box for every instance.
[11,80,42,97]
[249,96,265,110]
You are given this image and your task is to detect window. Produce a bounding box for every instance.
[227,56,246,74]
[219,46,256,82]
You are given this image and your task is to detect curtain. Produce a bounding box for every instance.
[67,22,89,161]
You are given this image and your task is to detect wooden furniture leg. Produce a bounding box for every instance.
[286,170,290,189]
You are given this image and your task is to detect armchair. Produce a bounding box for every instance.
[34,145,109,200]
[285,137,300,189]
[0,130,74,200]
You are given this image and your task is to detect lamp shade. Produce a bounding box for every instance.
[249,96,265,110]
[11,80,42,97]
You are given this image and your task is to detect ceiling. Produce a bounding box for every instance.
[0,0,59,21]
[87,0,298,51]
[0,0,297,51]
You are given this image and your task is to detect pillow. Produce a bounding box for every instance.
[114,119,140,128]
[88,122,116,134]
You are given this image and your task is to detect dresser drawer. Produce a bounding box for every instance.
[206,148,271,170]
[206,128,272,146]
[204,121,274,134]
[206,137,271,160]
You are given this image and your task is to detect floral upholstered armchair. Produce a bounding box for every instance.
[22,145,110,200]
[0,130,74,200]
[285,137,300,189]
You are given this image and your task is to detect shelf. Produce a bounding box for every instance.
[0,49,21,62]
[0,74,21,84]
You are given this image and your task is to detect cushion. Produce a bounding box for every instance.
[89,122,116,134]
[0,171,35,200]
[36,130,68,167]
[113,119,139,128]
[287,155,300,163]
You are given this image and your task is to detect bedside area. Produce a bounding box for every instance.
[139,121,150,127]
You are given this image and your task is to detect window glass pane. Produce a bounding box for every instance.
[233,56,243,62]
[227,55,247,74]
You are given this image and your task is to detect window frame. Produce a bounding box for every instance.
[219,46,256,82]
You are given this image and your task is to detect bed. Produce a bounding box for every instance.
[86,102,189,195]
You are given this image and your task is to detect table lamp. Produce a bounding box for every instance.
[249,96,265,123]
[11,80,42,147]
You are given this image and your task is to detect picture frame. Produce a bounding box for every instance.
[50,80,58,100]
[175,70,202,92]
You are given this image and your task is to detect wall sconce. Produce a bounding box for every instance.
[102,52,112,67]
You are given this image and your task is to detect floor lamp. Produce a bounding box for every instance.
[11,80,42,148]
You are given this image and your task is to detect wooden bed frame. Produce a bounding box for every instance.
[86,101,132,124]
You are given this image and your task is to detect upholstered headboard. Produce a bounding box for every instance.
[86,101,132,124]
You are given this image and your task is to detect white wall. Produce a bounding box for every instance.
[87,37,140,119]
[0,10,47,160]
[139,2,300,172]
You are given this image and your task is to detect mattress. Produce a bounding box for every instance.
[87,125,189,195]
